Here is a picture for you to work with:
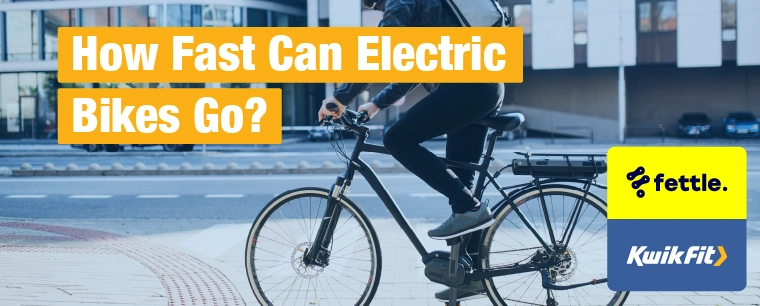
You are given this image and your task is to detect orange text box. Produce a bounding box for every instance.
[57,88,282,145]
[57,27,523,83]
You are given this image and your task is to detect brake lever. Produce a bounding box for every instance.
[358,111,370,124]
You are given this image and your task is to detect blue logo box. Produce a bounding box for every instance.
[608,219,746,291]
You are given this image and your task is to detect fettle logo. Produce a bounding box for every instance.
[626,166,649,198]
[625,166,729,199]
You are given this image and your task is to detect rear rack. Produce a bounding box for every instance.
[511,152,607,179]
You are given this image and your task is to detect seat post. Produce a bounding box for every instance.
[485,130,503,160]
[446,236,465,306]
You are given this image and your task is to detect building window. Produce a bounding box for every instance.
[656,1,676,31]
[247,8,268,27]
[82,8,115,26]
[162,5,202,27]
[6,11,38,61]
[121,6,149,27]
[722,0,736,41]
[639,2,652,32]
[512,4,531,34]
[574,0,588,45]
[202,5,242,27]
[0,14,4,61]
[273,12,290,27]
[44,10,76,59]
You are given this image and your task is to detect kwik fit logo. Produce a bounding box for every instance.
[625,166,729,198]
[627,245,727,267]
[608,147,746,291]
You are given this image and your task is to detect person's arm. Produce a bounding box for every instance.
[371,83,420,109]
[320,0,417,121]
[332,83,372,105]
[329,0,416,102]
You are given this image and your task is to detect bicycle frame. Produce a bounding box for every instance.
[303,124,607,288]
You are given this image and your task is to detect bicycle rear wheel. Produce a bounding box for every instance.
[480,185,629,306]
[245,187,382,306]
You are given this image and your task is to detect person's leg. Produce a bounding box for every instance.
[446,123,490,191]
[383,83,502,214]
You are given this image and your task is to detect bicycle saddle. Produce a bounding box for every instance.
[475,112,525,131]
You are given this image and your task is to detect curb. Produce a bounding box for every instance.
[6,160,511,177]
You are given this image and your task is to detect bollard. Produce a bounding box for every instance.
[134,162,146,170]
[274,161,286,169]
[157,163,170,171]
[111,162,123,170]
[88,163,101,171]
[298,161,310,169]
[322,161,334,168]
[250,162,263,170]
[180,162,192,170]
[203,162,215,170]
[43,163,55,171]
[66,163,78,171]
[227,162,239,170]
[20,163,32,171]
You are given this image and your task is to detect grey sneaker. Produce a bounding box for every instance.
[428,203,494,240]
[434,280,487,302]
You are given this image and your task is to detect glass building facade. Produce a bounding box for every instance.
[0,1,315,140]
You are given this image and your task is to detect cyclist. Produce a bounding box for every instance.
[317,0,504,300]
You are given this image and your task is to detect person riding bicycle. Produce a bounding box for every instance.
[317,0,504,301]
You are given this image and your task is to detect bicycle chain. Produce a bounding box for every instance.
[490,246,542,254]
[504,297,547,306]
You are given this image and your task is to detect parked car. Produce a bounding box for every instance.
[72,144,195,152]
[723,112,760,138]
[677,112,712,137]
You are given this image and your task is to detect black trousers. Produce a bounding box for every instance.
[383,83,504,214]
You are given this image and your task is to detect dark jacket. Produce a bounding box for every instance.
[332,0,461,109]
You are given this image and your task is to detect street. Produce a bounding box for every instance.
[2,143,760,306]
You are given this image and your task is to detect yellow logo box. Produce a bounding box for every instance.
[608,147,746,220]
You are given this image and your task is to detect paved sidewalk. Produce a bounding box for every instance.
[1,218,758,306]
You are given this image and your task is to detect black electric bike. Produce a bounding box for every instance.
[245,104,629,306]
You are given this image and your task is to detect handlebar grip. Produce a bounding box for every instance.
[326,102,339,112]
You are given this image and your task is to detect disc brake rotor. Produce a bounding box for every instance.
[291,242,325,279]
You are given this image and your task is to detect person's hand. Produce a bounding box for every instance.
[318,97,346,124]
[358,102,380,119]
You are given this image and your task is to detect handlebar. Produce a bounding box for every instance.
[321,102,370,129]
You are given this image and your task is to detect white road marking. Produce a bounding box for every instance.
[205,194,245,198]
[410,193,444,197]
[137,195,180,199]
[69,195,113,199]
[0,174,422,183]
[346,193,377,197]
[5,195,47,199]
[410,192,503,198]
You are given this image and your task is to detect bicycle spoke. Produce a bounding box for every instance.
[488,190,617,306]
[248,193,375,306]
[257,234,297,249]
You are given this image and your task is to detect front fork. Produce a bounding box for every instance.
[303,178,348,267]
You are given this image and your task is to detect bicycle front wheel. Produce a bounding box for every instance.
[245,187,382,306]
[480,185,629,306]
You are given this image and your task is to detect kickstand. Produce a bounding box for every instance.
[446,236,464,306]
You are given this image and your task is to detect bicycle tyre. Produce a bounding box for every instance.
[245,187,382,306]
[480,184,629,306]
